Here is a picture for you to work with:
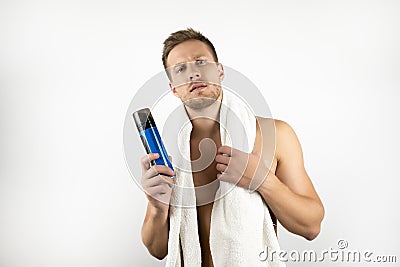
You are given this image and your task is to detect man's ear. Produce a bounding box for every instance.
[169,82,179,97]
[217,63,225,82]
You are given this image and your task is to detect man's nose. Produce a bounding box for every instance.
[188,65,201,81]
[189,72,200,80]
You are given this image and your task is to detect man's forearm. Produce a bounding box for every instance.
[141,203,169,259]
[257,173,324,240]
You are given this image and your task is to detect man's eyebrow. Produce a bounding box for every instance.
[193,55,209,60]
[173,55,209,66]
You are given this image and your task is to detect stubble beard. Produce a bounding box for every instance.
[183,84,222,110]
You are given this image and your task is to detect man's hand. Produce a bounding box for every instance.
[215,146,270,191]
[141,153,175,213]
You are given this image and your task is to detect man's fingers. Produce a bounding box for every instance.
[141,153,159,172]
[217,145,234,156]
[142,174,174,188]
[215,154,230,165]
[216,163,228,173]
[142,164,175,180]
[145,183,172,197]
[152,164,175,177]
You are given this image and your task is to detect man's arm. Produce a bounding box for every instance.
[140,153,175,259]
[215,119,324,240]
[257,119,324,240]
[141,202,169,259]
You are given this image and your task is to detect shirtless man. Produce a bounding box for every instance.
[140,28,324,266]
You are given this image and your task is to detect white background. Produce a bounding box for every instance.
[1,0,399,266]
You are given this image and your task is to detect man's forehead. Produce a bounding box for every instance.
[167,40,214,67]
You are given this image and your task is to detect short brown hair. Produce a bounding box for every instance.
[162,28,219,69]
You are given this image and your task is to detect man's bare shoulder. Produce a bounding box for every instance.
[255,117,299,162]
[254,116,276,129]
[255,116,291,127]
[255,117,293,133]
[273,119,296,139]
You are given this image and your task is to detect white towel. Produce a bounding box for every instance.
[165,90,285,267]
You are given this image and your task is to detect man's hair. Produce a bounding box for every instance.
[162,28,219,69]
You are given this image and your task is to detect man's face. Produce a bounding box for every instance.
[166,39,224,109]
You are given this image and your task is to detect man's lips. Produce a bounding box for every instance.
[190,83,207,92]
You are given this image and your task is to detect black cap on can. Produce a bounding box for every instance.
[132,108,156,132]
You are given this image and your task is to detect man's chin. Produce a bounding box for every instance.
[183,97,218,110]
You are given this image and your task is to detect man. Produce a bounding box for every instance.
[140,28,324,266]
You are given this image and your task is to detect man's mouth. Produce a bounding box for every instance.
[190,83,207,92]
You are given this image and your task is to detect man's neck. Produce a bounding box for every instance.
[185,93,223,135]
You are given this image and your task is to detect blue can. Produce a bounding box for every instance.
[133,108,174,174]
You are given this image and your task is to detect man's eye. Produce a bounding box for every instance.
[175,65,185,73]
[195,60,207,65]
